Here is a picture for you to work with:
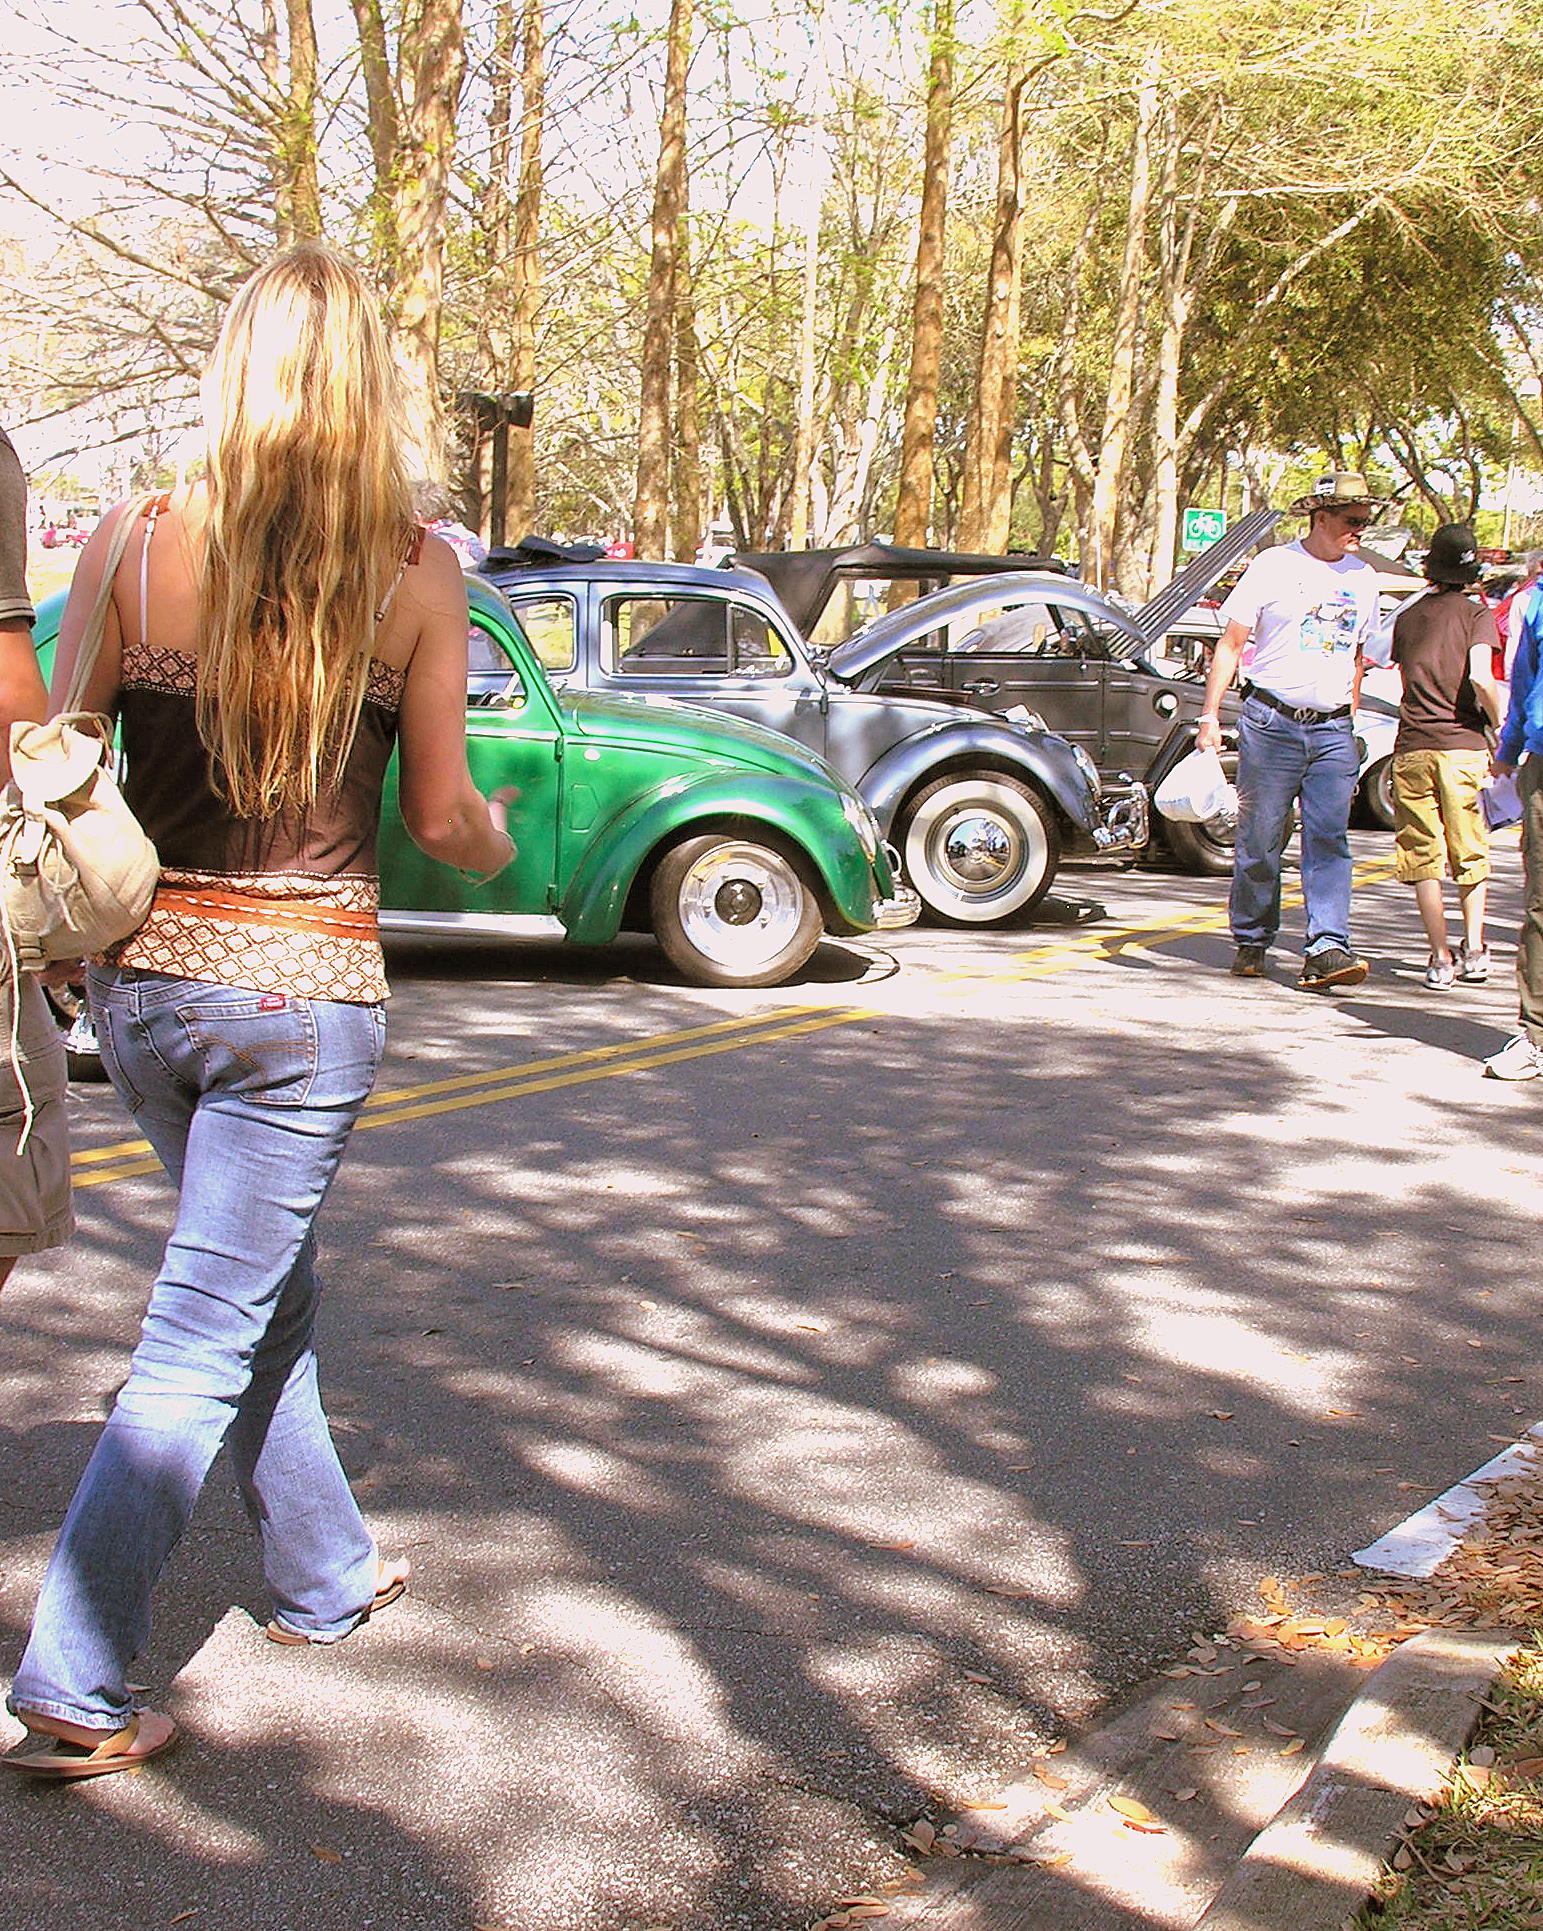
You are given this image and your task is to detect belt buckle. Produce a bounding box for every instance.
[1289,703,1316,723]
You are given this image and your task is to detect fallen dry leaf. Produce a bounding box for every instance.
[1108,1795,1166,1832]
[1204,1719,1243,1736]
[309,1843,343,1864]
[1032,1764,1070,1789]
[901,1820,936,1852]
[1210,1411,1235,1421]
[475,1656,497,1670]
[1170,1786,1199,1801]
[1262,1719,1298,1737]
[1279,1738,1306,1756]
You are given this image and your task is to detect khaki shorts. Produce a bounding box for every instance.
[0,973,74,1256]
[1392,748,1491,886]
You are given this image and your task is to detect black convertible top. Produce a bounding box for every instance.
[728,541,1066,634]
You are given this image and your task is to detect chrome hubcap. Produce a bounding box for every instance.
[941,814,1014,886]
[677,843,804,969]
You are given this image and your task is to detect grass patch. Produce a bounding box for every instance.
[1355,1637,1543,1929]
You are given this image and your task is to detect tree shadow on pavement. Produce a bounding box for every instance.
[2,968,1539,1930]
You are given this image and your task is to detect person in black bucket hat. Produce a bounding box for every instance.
[1388,523,1503,991]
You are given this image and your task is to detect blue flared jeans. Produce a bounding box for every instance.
[8,968,385,1732]
[1229,694,1361,955]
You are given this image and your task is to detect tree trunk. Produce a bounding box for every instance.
[788,171,823,550]
[957,67,1026,554]
[671,220,704,560]
[892,0,955,553]
[508,0,544,537]
[273,0,321,243]
[634,0,692,558]
[1088,51,1159,593]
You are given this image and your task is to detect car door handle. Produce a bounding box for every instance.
[960,678,1000,696]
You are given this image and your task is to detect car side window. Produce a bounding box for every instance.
[947,601,1080,657]
[467,617,525,708]
[606,595,791,677]
[505,594,577,673]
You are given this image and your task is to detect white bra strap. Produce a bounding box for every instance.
[139,497,163,645]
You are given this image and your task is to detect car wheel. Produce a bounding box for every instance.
[43,984,109,1082]
[1163,814,1235,876]
[650,834,824,988]
[1162,746,1239,877]
[901,773,1059,925]
[1360,755,1396,831]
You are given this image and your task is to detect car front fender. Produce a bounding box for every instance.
[557,772,888,943]
[854,720,1102,834]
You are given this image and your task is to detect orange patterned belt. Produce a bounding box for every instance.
[151,887,379,939]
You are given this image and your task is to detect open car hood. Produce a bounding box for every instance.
[825,510,1285,679]
[826,572,1150,682]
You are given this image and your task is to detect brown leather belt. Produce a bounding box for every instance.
[152,887,378,939]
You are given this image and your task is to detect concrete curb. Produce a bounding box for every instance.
[1194,1628,1517,1931]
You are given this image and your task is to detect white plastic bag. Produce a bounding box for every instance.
[1154,746,1237,824]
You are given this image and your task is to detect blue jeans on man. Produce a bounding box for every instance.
[1231,693,1361,957]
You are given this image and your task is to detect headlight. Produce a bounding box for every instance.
[840,790,880,860]
[1071,744,1101,795]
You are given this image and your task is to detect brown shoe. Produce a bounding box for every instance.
[1298,947,1368,991]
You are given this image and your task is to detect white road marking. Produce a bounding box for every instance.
[1353,1426,1543,1577]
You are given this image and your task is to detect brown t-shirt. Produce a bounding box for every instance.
[0,429,34,627]
[1391,588,1497,754]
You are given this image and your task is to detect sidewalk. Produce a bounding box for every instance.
[846,1448,1543,1931]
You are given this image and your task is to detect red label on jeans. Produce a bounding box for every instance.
[258,996,287,1011]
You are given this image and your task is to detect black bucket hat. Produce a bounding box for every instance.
[1423,524,1482,587]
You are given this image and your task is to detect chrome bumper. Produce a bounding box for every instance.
[873,884,922,929]
[1091,782,1150,853]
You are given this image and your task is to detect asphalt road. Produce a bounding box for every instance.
[1,830,1538,1931]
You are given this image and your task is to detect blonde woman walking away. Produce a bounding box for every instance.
[3,244,512,1778]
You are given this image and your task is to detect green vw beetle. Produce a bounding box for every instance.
[30,577,917,999]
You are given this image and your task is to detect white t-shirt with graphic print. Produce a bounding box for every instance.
[1217,539,1378,712]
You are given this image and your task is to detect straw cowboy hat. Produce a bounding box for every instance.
[1286,471,1389,517]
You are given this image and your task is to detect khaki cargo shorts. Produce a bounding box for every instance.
[1393,748,1492,886]
[0,972,74,1256]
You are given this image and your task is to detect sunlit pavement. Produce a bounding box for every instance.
[1,830,1536,1931]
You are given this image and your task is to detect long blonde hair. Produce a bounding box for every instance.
[197,243,415,817]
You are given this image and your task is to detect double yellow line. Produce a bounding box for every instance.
[69,1005,879,1189]
[67,853,1404,1190]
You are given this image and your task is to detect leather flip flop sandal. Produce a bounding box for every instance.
[3,1710,179,1781]
[265,1555,410,1646]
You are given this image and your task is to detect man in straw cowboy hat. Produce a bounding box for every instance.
[1197,471,1383,989]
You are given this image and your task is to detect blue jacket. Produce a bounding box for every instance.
[1499,597,1543,764]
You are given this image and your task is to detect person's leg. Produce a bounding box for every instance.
[1394,750,1448,959]
[1457,879,1488,956]
[0,973,75,1288]
[8,972,383,1732]
[1519,758,1543,1047]
[1297,715,1361,956]
[1433,750,1492,964]
[1412,878,1451,958]
[1229,701,1306,949]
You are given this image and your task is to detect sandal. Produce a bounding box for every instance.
[3,1709,179,1781]
[265,1555,410,1646]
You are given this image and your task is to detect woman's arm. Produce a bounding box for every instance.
[395,538,515,878]
[47,499,139,716]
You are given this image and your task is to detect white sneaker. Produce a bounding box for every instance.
[1484,1033,1543,1080]
[1456,946,1491,984]
[1423,955,1455,990]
